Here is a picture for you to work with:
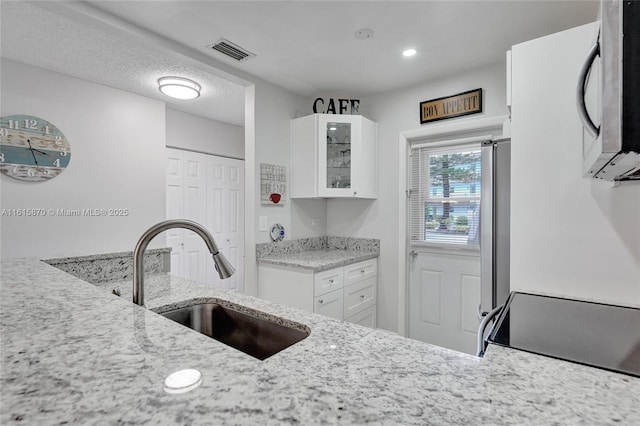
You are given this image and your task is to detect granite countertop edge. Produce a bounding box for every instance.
[257,249,379,272]
[44,247,171,264]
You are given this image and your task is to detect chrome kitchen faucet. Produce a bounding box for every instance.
[132,219,235,306]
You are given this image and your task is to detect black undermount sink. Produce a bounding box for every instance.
[158,303,309,360]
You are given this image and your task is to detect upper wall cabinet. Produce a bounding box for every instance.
[290,114,377,199]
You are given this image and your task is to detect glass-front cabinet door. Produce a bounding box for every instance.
[318,115,360,197]
[290,113,377,199]
[326,121,351,189]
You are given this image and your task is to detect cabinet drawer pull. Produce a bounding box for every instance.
[328,279,334,284]
[318,299,324,304]
[360,294,365,299]
[360,270,365,274]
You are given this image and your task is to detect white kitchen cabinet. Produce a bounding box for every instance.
[258,258,378,327]
[314,267,344,296]
[290,114,377,199]
[343,277,376,319]
[314,288,343,320]
[345,305,376,328]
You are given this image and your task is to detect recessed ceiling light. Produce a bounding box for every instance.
[402,48,417,57]
[158,77,201,100]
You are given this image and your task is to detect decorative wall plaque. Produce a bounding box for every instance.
[420,88,483,124]
[260,163,286,205]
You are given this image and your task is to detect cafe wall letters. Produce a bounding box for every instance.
[313,97,360,114]
[420,88,483,124]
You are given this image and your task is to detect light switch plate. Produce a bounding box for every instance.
[259,216,268,231]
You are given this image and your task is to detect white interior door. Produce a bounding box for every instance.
[182,151,208,283]
[166,148,185,277]
[166,148,244,290]
[207,155,245,292]
[408,249,480,355]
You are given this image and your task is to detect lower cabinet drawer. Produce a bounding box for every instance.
[314,288,343,320]
[313,267,343,297]
[343,277,376,318]
[345,305,376,328]
[344,258,377,286]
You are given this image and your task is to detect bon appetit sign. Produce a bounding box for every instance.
[420,88,483,124]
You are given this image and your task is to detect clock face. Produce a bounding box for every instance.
[0,115,71,182]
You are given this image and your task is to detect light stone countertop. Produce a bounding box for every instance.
[2,258,639,425]
[257,249,379,272]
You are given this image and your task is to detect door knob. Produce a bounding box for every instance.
[409,250,418,259]
[477,303,489,321]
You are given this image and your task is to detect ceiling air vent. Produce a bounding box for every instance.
[208,38,256,62]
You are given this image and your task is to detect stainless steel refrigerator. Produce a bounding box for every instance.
[479,138,511,316]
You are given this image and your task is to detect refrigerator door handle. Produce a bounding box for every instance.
[479,143,495,314]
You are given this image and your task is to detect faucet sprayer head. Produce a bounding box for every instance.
[212,252,235,279]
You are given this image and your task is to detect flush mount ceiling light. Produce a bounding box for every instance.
[402,48,417,57]
[158,77,201,100]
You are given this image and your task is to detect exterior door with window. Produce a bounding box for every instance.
[408,142,482,355]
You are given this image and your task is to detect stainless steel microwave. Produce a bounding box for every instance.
[578,0,640,183]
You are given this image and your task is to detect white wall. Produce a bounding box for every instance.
[251,81,324,244]
[165,107,244,159]
[242,75,325,297]
[510,24,640,306]
[327,61,508,332]
[1,59,166,259]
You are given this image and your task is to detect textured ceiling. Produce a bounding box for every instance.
[90,0,599,97]
[1,1,599,127]
[0,1,246,126]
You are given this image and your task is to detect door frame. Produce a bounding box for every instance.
[396,115,508,337]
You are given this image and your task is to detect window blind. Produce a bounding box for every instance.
[409,143,482,246]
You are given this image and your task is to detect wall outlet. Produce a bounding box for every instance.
[259,216,268,231]
[311,218,320,226]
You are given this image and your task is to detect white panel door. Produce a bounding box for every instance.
[206,156,245,292]
[182,151,208,284]
[409,250,481,355]
[166,148,185,277]
[167,149,243,289]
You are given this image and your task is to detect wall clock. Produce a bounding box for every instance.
[0,114,71,182]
